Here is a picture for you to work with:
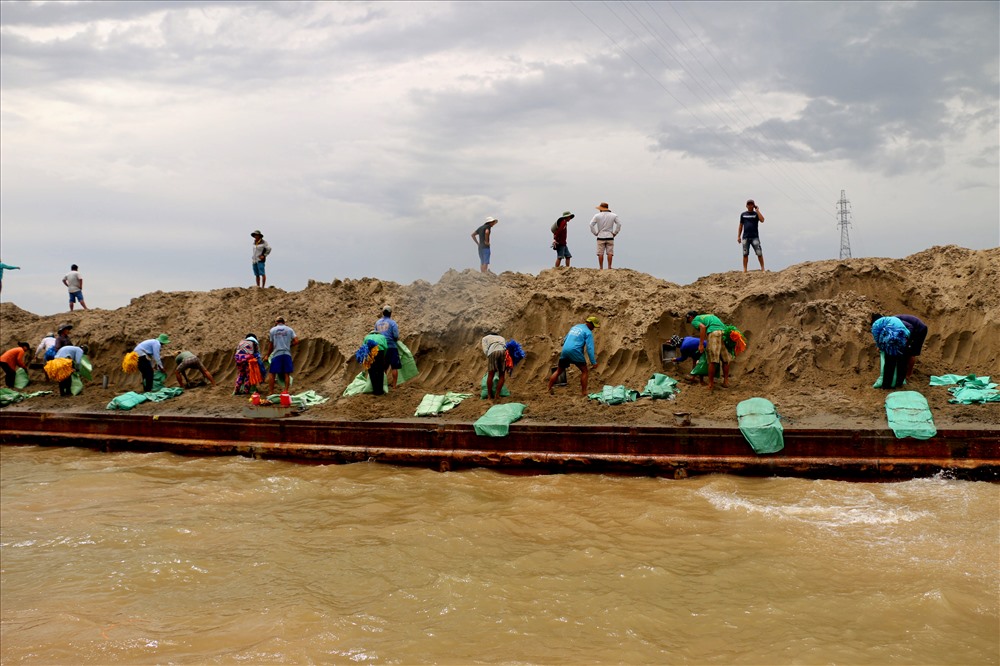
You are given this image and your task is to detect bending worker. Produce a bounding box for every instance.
[548,316,599,396]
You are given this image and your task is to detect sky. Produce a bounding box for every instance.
[1,0,997,316]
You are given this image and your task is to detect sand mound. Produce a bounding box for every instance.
[2,245,997,428]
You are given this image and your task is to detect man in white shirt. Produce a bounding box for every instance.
[62,264,88,311]
[589,203,622,269]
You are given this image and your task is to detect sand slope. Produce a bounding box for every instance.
[2,245,997,429]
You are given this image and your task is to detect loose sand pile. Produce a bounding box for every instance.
[2,245,997,429]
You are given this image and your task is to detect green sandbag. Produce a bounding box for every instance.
[0,387,52,406]
[396,341,419,384]
[14,367,30,390]
[473,403,526,437]
[480,373,511,399]
[736,397,784,454]
[152,370,167,391]
[640,373,679,399]
[70,372,84,396]
[143,387,184,402]
[885,391,936,440]
[79,356,93,381]
[264,390,329,408]
[415,392,472,416]
[588,385,639,405]
[691,354,721,378]
[106,391,149,410]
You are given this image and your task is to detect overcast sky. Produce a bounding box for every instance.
[2,1,997,315]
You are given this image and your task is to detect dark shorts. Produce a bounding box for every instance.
[558,356,586,370]
[742,237,762,257]
[176,356,205,373]
[487,350,506,375]
[270,354,293,374]
[905,327,927,356]
[555,244,572,259]
[385,347,402,370]
[69,291,85,303]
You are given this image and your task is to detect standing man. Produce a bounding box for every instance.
[589,203,621,269]
[266,316,299,394]
[375,305,401,389]
[552,211,574,268]
[548,316,600,396]
[472,217,499,274]
[134,334,170,393]
[686,311,731,390]
[0,259,19,294]
[738,199,765,272]
[251,230,272,288]
[63,264,88,311]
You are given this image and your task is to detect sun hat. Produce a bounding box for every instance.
[46,331,55,338]
[157,333,170,345]
[57,323,73,333]
[596,202,610,210]
[251,230,263,237]
[485,217,498,224]
[559,211,575,220]
[586,316,600,329]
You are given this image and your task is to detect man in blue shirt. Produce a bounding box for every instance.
[374,305,401,389]
[134,334,170,392]
[548,316,599,396]
[54,344,89,396]
[666,335,704,384]
[738,199,765,272]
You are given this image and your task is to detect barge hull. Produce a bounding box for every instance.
[1,412,997,481]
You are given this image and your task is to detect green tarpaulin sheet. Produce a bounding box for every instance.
[588,385,639,405]
[928,374,999,404]
[736,397,784,454]
[263,390,329,408]
[885,391,937,440]
[640,373,679,399]
[929,374,991,386]
[473,403,526,437]
[106,387,184,410]
[0,387,52,406]
[480,374,511,399]
[343,341,418,396]
[415,392,473,416]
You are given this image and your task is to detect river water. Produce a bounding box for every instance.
[1,445,997,665]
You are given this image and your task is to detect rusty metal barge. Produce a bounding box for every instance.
[1,412,997,481]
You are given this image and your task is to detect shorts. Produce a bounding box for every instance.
[269,353,293,375]
[253,261,267,277]
[705,330,732,365]
[558,355,586,370]
[69,290,85,303]
[385,347,402,370]
[555,244,572,259]
[742,237,762,257]
[176,356,206,374]
[596,239,614,257]
[487,350,506,375]
[478,246,491,266]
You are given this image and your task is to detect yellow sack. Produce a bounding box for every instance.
[44,357,74,382]
[122,351,138,373]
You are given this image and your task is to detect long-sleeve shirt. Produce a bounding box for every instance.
[375,317,399,348]
[560,324,596,365]
[134,339,164,368]
[252,239,271,262]
[0,347,28,370]
[35,336,56,359]
[589,211,621,239]
[0,262,19,280]
[55,345,84,367]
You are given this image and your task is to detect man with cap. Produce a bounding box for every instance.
[266,316,299,394]
[738,199,765,272]
[471,217,499,274]
[589,203,622,269]
[134,334,170,392]
[685,311,731,390]
[374,305,401,389]
[552,211,574,268]
[548,316,600,396]
[250,230,272,287]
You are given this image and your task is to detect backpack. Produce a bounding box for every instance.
[550,220,560,234]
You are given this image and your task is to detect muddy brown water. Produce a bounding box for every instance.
[1,446,997,664]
